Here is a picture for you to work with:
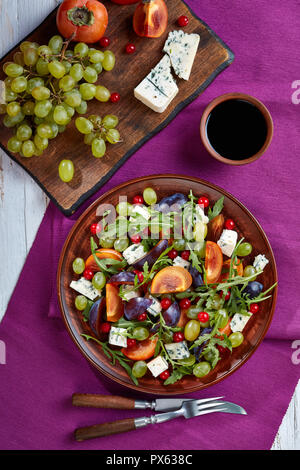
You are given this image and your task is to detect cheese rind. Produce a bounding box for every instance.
[217,229,238,258]
[70,277,100,301]
[163,29,200,80]
[230,313,252,333]
[147,355,169,377]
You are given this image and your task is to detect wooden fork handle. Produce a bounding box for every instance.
[75,418,136,441]
[72,393,135,409]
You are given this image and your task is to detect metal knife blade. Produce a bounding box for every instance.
[154,396,224,412]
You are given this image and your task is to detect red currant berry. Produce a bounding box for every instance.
[225,219,235,230]
[181,250,190,260]
[99,322,111,334]
[179,298,191,309]
[217,344,227,354]
[83,268,93,280]
[125,43,136,54]
[161,298,172,310]
[160,370,170,380]
[110,92,120,103]
[90,223,98,235]
[137,312,147,321]
[168,249,178,260]
[177,15,189,27]
[133,270,144,283]
[130,234,141,244]
[173,332,184,343]
[198,196,209,208]
[99,36,110,47]
[133,194,143,204]
[127,338,137,349]
[220,289,231,301]
[250,303,259,314]
[198,311,209,323]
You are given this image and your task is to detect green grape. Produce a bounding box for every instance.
[179,354,196,367]
[27,77,44,94]
[114,238,129,252]
[31,86,50,100]
[194,241,206,258]
[22,101,35,116]
[59,75,76,92]
[0,104,7,115]
[20,41,33,52]
[49,122,59,139]
[193,221,207,242]
[102,50,115,71]
[34,147,44,157]
[72,257,85,274]
[75,117,93,134]
[13,51,25,66]
[34,116,44,126]
[186,306,200,320]
[89,49,104,63]
[184,320,201,341]
[217,309,229,329]
[48,60,66,79]
[22,140,35,158]
[74,42,89,57]
[34,134,48,151]
[62,60,72,73]
[106,128,120,144]
[4,76,14,87]
[34,100,52,118]
[79,83,96,100]
[84,132,97,145]
[48,35,63,54]
[193,362,211,378]
[102,114,118,129]
[3,112,24,127]
[62,102,75,118]
[229,332,244,348]
[16,124,32,141]
[4,63,24,77]
[5,88,18,102]
[65,50,74,58]
[92,272,106,290]
[91,62,102,74]
[95,85,110,102]
[53,105,69,125]
[70,63,84,82]
[37,45,52,58]
[11,76,27,93]
[44,110,55,123]
[210,294,223,310]
[7,136,22,153]
[132,327,149,341]
[30,42,40,50]
[83,66,98,83]
[36,58,50,76]
[243,265,256,280]
[6,102,21,117]
[64,90,82,108]
[143,187,157,205]
[236,242,253,257]
[58,159,74,182]
[23,47,38,66]
[132,361,147,378]
[75,295,88,311]
[88,115,102,126]
[173,239,186,251]
[116,201,132,216]
[92,137,106,158]
[75,100,88,115]
[99,237,115,248]
[57,125,66,134]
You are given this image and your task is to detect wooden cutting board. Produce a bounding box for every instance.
[0,0,234,215]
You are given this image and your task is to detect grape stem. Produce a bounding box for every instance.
[60,32,76,62]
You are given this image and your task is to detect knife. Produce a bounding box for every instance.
[72,393,224,412]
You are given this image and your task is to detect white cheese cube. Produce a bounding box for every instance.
[130,204,151,221]
[253,254,269,272]
[173,256,190,270]
[165,341,190,360]
[230,313,252,333]
[163,30,200,80]
[123,243,146,265]
[108,327,127,348]
[217,229,238,258]
[70,277,100,301]
[194,205,209,224]
[121,285,140,301]
[147,355,169,378]
[147,295,162,317]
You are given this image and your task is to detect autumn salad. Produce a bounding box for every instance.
[70,188,276,385]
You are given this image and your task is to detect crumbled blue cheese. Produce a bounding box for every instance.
[165,341,190,360]
[163,29,200,80]
[108,327,127,348]
[173,256,190,270]
[70,277,100,301]
[147,355,169,377]
[121,285,140,301]
[123,243,146,265]
[230,313,252,333]
[147,295,162,317]
[129,204,151,221]
[253,254,269,272]
[217,229,238,257]
[194,205,209,224]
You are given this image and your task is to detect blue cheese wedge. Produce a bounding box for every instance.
[147,295,162,317]
[147,355,169,377]
[194,205,209,224]
[129,204,151,221]
[70,277,100,301]
[165,341,190,360]
[173,256,190,270]
[123,243,146,265]
[163,29,200,80]
[230,313,252,333]
[108,327,127,348]
[253,254,269,272]
[217,229,238,258]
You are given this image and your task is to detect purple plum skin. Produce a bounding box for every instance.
[107,272,135,285]
[163,301,180,327]
[189,265,204,288]
[124,297,153,320]
[132,239,168,271]
[89,297,105,336]
[156,193,187,214]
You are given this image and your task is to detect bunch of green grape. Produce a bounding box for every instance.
[0,35,116,179]
[75,114,120,158]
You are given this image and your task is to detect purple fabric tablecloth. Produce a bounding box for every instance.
[1,0,300,450]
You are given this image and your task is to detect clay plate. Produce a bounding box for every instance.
[57,175,277,395]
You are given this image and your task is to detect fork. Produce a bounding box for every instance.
[75,399,246,441]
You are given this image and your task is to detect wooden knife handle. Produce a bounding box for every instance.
[72,393,135,409]
[75,418,136,441]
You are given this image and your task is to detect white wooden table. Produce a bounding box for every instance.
[0,0,299,450]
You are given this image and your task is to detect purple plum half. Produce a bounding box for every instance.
[156,193,187,214]
[107,272,135,285]
[132,239,168,271]
[89,297,106,337]
[189,265,204,288]
[124,297,153,320]
[193,327,213,362]
[163,301,180,327]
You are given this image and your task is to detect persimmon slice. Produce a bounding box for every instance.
[106,284,124,322]
[85,248,123,271]
[150,266,192,294]
[122,336,158,361]
[205,241,223,284]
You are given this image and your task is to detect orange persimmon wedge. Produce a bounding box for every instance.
[177,308,189,328]
[218,319,232,337]
[150,266,192,294]
[106,284,124,322]
[122,336,158,361]
[205,241,223,284]
[218,258,244,281]
[85,248,123,271]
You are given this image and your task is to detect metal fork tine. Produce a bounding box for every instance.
[193,396,224,405]
[195,400,225,411]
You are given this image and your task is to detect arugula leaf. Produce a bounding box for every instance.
[208,196,224,221]
[164,369,184,385]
